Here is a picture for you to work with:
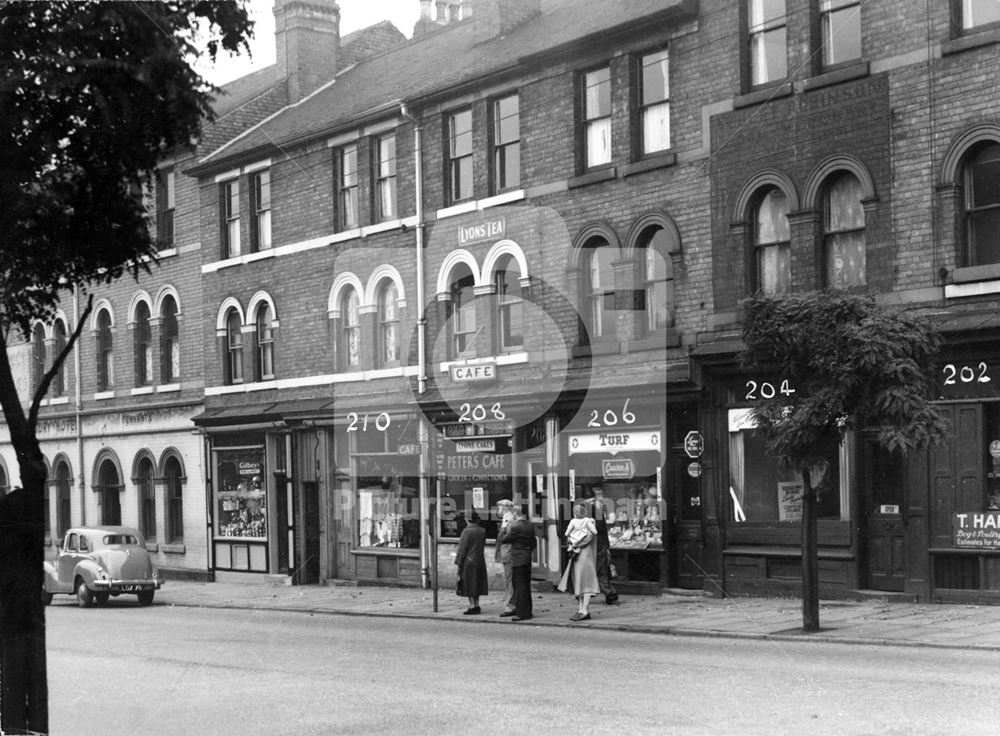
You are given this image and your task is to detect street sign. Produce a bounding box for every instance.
[684,430,704,459]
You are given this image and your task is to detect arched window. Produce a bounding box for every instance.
[378,281,400,366]
[136,456,156,542]
[255,303,275,381]
[341,288,361,369]
[638,227,675,331]
[448,265,477,359]
[97,458,121,526]
[31,323,46,393]
[52,320,66,397]
[161,295,179,383]
[824,172,866,288]
[225,309,243,385]
[55,460,72,538]
[165,455,184,543]
[96,309,114,391]
[754,188,790,294]
[963,141,1000,267]
[134,301,153,387]
[494,256,523,350]
[585,243,616,340]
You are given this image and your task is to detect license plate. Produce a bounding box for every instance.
[121,585,142,593]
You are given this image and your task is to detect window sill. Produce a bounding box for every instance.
[131,386,155,396]
[800,61,870,92]
[351,548,420,557]
[93,391,115,401]
[733,82,793,109]
[48,396,69,406]
[942,27,1000,56]
[145,541,158,553]
[161,543,186,555]
[155,247,178,260]
[572,341,620,358]
[951,263,1000,284]
[621,152,677,178]
[568,167,617,189]
[157,383,181,393]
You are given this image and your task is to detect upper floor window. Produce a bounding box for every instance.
[824,172,866,288]
[748,0,787,86]
[819,0,861,68]
[31,323,45,394]
[136,456,156,542]
[585,243,616,340]
[448,109,474,204]
[134,301,153,387]
[960,0,1000,31]
[582,67,612,169]
[492,95,520,193]
[376,135,397,221]
[221,179,240,258]
[639,49,670,155]
[156,168,175,249]
[250,170,271,251]
[165,455,184,543]
[225,309,243,385]
[341,288,361,369]
[255,303,275,381]
[338,145,359,230]
[754,188,791,294]
[52,320,66,397]
[495,257,524,351]
[96,309,114,391]
[378,281,400,366]
[964,141,1000,266]
[639,227,675,332]
[449,267,477,359]
[161,296,180,384]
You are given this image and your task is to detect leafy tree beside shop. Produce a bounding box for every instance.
[741,291,948,632]
[0,3,252,732]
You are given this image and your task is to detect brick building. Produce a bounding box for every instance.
[9,0,1000,603]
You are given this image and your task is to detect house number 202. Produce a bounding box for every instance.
[942,362,991,385]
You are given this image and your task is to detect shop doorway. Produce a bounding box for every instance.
[333,478,353,579]
[861,438,907,591]
[298,481,321,584]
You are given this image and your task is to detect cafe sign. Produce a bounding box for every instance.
[954,512,1000,549]
[568,430,661,456]
[602,459,635,480]
[449,362,497,383]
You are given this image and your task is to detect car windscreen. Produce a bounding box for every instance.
[103,534,139,546]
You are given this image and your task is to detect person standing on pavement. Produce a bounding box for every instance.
[558,503,600,621]
[454,511,488,615]
[503,507,537,621]
[586,487,619,605]
[494,499,516,617]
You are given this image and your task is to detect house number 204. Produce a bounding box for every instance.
[942,362,991,385]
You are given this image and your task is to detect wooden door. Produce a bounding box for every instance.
[862,439,906,591]
[333,478,354,579]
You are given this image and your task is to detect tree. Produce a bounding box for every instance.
[0,3,252,732]
[741,291,948,632]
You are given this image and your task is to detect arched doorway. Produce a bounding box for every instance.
[96,458,122,526]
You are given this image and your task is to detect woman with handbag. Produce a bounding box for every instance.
[557,503,600,621]
[454,511,488,614]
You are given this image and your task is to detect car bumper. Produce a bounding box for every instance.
[91,579,163,594]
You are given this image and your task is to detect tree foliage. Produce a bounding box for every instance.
[0,0,252,337]
[741,290,948,470]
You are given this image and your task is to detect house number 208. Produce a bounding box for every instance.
[942,362,991,385]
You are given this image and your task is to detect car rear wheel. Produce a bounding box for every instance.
[75,579,93,608]
[137,590,154,607]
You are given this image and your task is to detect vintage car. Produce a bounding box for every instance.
[43,526,162,607]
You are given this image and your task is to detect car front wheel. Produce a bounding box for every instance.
[137,590,154,607]
[75,579,94,608]
[95,592,110,606]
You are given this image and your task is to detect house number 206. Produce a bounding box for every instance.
[942,362,991,385]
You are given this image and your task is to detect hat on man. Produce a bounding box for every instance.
[497,499,513,507]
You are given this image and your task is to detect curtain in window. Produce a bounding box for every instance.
[380,282,398,364]
[344,289,360,368]
[825,174,866,288]
[756,188,790,294]
[964,0,1000,29]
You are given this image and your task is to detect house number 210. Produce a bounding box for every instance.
[942,362,991,385]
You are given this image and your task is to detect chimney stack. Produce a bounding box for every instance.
[473,0,540,43]
[274,0,341,102]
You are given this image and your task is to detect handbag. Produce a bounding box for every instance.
[456,573,466,596]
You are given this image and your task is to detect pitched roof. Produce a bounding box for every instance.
[193,0,695,171]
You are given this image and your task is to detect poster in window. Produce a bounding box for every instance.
[777,481,803,522]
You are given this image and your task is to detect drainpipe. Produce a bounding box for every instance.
[73,285,85,526]
[400,101,433,590]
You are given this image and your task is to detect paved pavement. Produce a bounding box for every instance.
[154,578,1000,651]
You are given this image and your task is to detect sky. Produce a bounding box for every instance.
[199,0,422,86]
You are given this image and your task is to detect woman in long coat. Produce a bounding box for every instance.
[455,511,488,614]
[558,503,600,621]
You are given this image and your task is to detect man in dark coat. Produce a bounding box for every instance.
[503,508,537,621]
[586,487,619,605]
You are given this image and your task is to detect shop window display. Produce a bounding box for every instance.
[216,448,267,539]
[356,471,419,549]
